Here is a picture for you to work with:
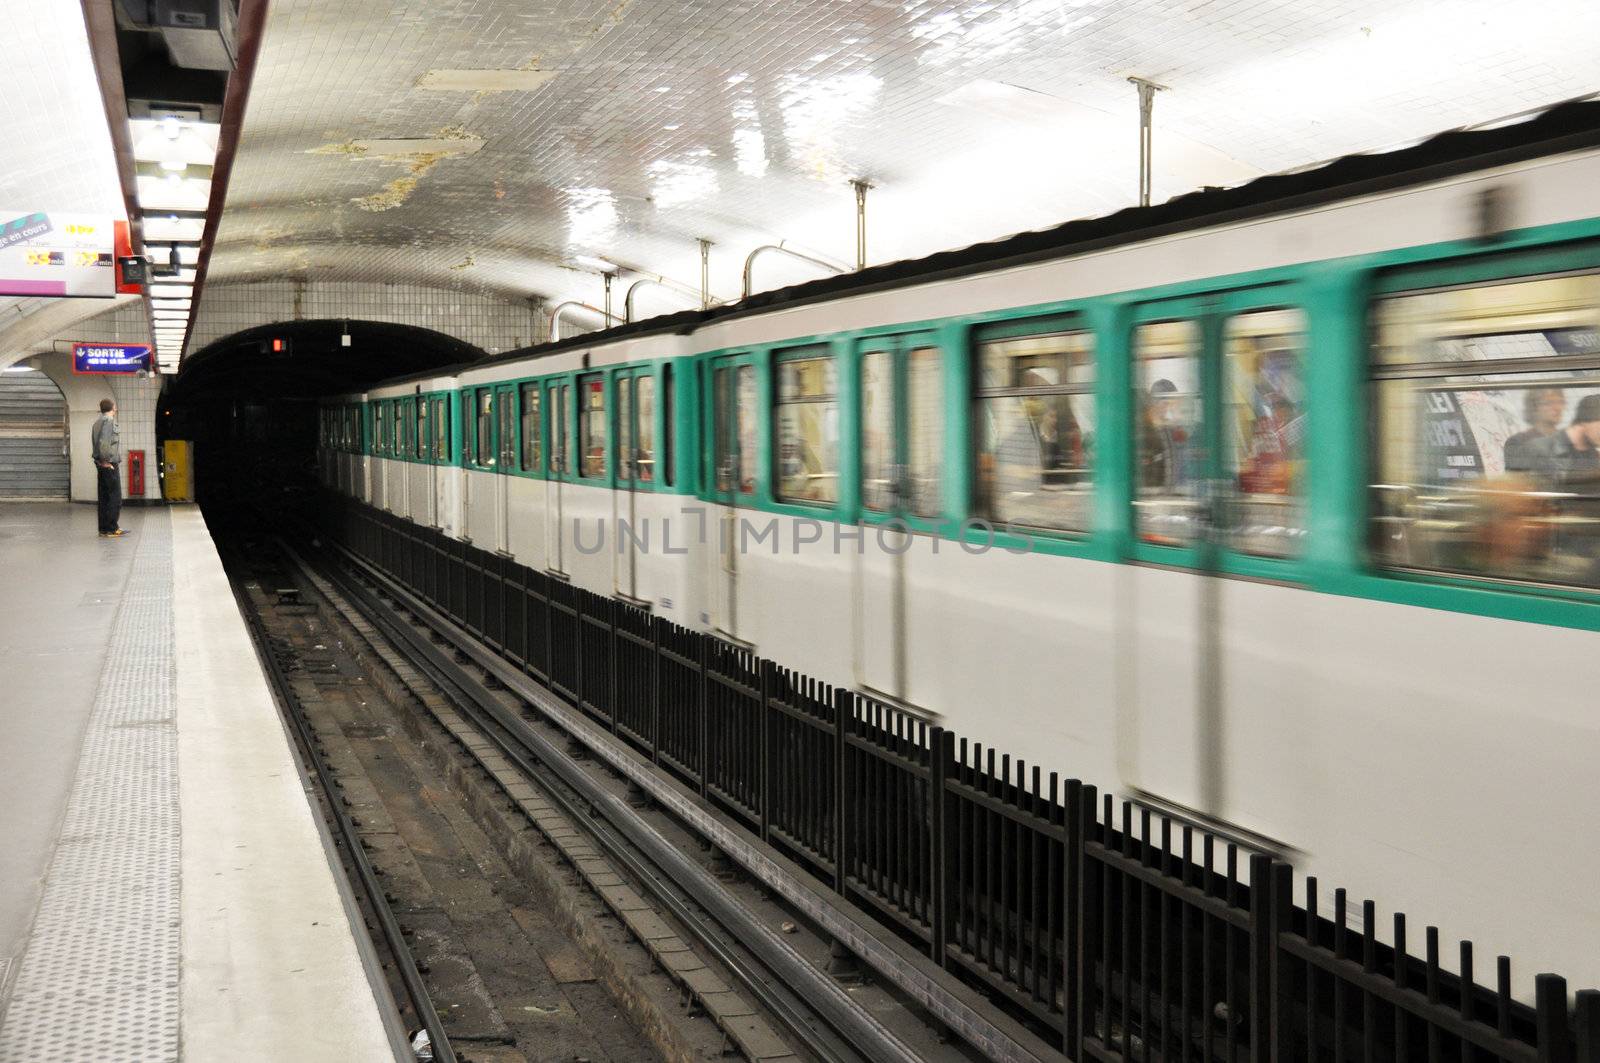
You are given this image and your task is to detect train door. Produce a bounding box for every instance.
[1125,290,1308,819]
[707,354,756,640]
[613,367,655,604]
[545,380,571,575]
[430,397,448,529]
[495,384,515,554]
[853,333,943,703]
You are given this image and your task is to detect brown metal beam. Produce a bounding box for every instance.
[183,0,271,368]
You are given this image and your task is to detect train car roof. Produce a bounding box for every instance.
[366,97,1600,393]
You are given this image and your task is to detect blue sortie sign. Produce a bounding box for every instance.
[72,342,150,375]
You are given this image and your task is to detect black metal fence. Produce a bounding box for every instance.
[330,498,1600,1063]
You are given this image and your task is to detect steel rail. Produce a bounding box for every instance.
[225,551,457,1063]
[290,537,922,1063]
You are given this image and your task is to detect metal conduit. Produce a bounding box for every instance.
[741,243,846,299]
[549,300,621,341]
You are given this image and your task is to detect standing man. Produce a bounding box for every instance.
[91,398,125,538]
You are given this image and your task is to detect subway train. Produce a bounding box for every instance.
[320,101,1600,992]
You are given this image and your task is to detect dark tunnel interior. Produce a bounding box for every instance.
[159,319,480,513]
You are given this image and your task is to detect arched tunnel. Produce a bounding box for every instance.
[160,319,478,514]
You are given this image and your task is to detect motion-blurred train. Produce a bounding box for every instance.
[321,101,1600,991]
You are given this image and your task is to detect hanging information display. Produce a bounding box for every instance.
[0,211,117,297]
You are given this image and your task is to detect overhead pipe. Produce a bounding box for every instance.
[741,242,846,300]
[625,277,700,323]
[549,301,621,341]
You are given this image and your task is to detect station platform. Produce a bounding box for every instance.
[0,503,404,1062]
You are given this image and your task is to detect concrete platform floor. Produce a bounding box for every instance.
[0,502,403,1061]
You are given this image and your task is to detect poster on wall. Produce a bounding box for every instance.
[0,211,116,298]
[72,342,151,375]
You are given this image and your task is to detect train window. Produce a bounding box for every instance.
[776,354,838,504]
[520,384,541,472]
[906,348,942,517]
[713,364,755,494]
[1224,309,1306,557]
[433,398,448,463]
[579,374,606,478]
[974,329,1094,532]
[476,389,493,466]
[377,403,390,455]
[497,390,515,470]
[1134,321,1202,545]
[663,365,675,487]
[635,375,655,484]
[416,399,429,460]
[1371,273,1600,590]
[552,384,570,474]
[618,376,633,482]
[861,351,892,511]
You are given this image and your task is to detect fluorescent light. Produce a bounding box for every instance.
[136,174,211,212]
[3,365,36,373]
[130,118,219,167]
[150,299,192,310]
[142,216,205,242]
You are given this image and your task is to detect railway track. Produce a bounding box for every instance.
[223,521,974,1063]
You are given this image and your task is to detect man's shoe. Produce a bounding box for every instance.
[107,529,128,537]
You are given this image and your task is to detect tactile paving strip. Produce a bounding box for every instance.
[0,514,179,1062]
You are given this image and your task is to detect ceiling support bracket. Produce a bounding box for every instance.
[850,179,872,270]
[698,238,713,309]
[1129,76,1165,208]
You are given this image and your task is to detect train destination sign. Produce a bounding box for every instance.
[72,342,151,375]
[0,211,116,298]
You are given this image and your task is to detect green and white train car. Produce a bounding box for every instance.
[323,102,1600,994]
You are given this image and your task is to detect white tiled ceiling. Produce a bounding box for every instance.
[0,1,134,356]
[200,0,1600,337]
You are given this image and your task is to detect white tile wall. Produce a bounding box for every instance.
[22,303,162,500]
[188,279,544,357]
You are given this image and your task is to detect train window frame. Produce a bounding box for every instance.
[971,318,1096,536]
[1367,265,1600,599]
[519,381,542,475]
[475,387,494,468]
[416,397,430,461]
[663,363,675,488]
[577,372,607,481]
[773,346,839,508]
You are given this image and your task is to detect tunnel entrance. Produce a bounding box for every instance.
[0,368,69,500]
[161,319,482,511]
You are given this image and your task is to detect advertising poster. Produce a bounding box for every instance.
[0,211,116,298]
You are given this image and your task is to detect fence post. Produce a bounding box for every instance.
[541,574,553,684]
[649,618,662,765]
[1268,860,1294,1061]
[833,687,851,896]
[928,727,951,969]
[759,659,772,845]
[1074,784,1099,1056]
[1063,778,1083,1053]
[1537,974,1574,1063]
[697,634,710,800]
[608,599,620,735]
[574,588,586,714]
[1575,989,1599,1063]
[1249,853,1274,1062]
